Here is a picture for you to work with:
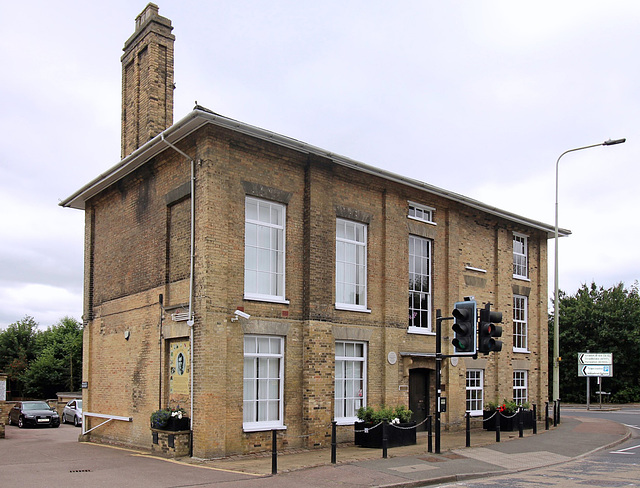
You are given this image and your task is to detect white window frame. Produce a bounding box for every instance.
[513,233,528,279]
[408,201,436,225]
[513,295,528,352]
[335,219,369,312]
[243,335,285,431]
[244,197,288,303]
[408,235,433,334]
[513,370,528,405]
[334,341,367,425]
[465,369,484,416]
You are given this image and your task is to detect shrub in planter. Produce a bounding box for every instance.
[151,406,189,431]
[150,409,171,429]
[354,405,416,448]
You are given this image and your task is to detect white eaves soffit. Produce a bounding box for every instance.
[60,107,570,239]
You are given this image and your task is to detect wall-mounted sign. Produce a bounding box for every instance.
[81,381,88,389]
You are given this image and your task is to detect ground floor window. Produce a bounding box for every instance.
[335,341,367,423]
[243,335,284,431]
[513,370,528,405]
[465,369,484,416]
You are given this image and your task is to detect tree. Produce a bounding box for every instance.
[0,316,40,397]
[550,282,640,403]
[22,317,83,398]
[0,316,83,399]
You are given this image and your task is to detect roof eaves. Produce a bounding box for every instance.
[61,108,570,239]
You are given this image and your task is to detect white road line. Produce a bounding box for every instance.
[611,444,640,454]
[623,423,640,430]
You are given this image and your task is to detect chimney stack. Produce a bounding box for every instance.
[121,3,175,159]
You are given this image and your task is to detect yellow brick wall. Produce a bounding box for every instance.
[82,124,548,457]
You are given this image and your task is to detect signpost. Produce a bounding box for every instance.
[578,352,613,410]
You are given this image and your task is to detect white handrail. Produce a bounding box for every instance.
[82,412,133,435]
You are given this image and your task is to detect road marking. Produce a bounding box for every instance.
[622,423,640,430]
[611,443,640,454]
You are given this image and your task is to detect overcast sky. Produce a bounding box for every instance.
[0,0,637,329]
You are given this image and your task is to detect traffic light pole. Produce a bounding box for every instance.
[435,310,455,454]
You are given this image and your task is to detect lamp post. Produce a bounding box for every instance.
[553,138,626,403]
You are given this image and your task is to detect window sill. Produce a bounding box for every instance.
[408,327,435,336]
[243,424,287,433]
[335,418,358,426]
[244,295,290,305]
[513,275,531,282]
[408,216,437,226]
[335,304,371,313]
[513,348,531,354]
[467,411,483,417]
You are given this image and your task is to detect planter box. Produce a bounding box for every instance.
[165,416,190,431]
[483,410,534,431]
[354,421,417,448]
[151,429,191,458]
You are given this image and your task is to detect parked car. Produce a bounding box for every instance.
[7,401,60,428]
[62,399,83,427]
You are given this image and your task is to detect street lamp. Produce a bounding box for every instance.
[553,138,626,403]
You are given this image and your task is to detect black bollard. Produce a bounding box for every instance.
[553,401,557,427]
[557,399,561,424]
[382,420,388,459]
[272,429,277,475]
[495,413,501,443]
[466,412,470,447]
[331,421,337,464]
[518,408,523,438]
[545,402,549,430]
[532,404,537,435]
[427,415,433,453]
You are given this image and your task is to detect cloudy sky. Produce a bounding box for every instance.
[0,1,637,329]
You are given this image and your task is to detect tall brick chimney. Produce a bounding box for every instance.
[121,3,175,159]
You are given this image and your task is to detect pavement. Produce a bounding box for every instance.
[177,412,631,487]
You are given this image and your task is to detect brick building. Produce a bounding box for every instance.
[61,4,568,458]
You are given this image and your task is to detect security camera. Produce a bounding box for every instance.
[234,310,250,319]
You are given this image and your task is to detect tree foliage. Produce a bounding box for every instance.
[0,316,83,399]
[550,282,640,403]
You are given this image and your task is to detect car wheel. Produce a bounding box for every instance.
[52,423,60,428]
[74,416,80,427]
[18,417,24,428]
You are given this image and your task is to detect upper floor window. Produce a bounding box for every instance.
[408,235,432,332]
[335,341,367,424]
[513,295,528,352]
[336,219,368,311]
[408,202,435,224]
[245,197,286,302]
[513,233,528,279]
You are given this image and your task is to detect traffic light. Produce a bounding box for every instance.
[478,304,503,354]
[452,300,477,355]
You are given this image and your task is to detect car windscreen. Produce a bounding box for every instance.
[23,402,51,410]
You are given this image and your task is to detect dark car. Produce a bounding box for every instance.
[7,401,60,428]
